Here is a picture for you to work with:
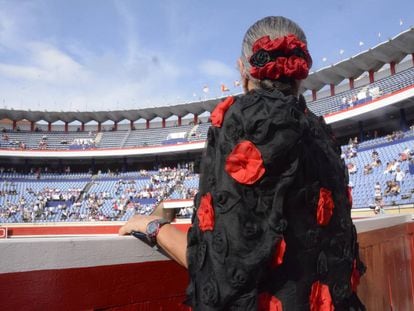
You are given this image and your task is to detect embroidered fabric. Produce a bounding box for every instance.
[186,89,366,310]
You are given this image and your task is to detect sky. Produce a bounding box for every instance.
[0,0,413,112]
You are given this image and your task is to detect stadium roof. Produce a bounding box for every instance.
[1,28,414,124]
[302,27,414,91]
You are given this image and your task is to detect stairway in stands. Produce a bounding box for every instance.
[120,129,131,148]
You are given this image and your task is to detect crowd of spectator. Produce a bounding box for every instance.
[0,182,83,222]
[385,130,405,142]
[68,137,96,150]
[0,164,198,223]
[342,137,358,159]
[367,144,413,213]
[339,86,381,111]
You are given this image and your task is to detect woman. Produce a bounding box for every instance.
[120,16,366,310]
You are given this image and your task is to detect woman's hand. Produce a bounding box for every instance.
[118,214,189,268]
[118,214,162,235]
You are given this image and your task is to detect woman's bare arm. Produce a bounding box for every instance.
[119,215,188,268]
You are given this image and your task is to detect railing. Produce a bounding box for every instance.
[0,215,412,310]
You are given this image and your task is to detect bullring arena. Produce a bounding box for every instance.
[1,29,414,310]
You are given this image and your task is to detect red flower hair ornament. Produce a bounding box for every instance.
[225,140,265,185]
[249,34,312,81]
[316,187,335,226]
[309,281,334,311]
[197,192,215,231]
[211,96,235,127]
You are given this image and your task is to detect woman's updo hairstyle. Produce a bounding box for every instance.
[241,16,311,95]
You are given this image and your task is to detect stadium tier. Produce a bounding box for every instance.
[1,31,414,224]
[1,132,414,223]
[307,66,414,116]
[0,168,196,223]
[1,64,414,151]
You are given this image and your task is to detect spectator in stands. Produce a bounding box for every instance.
[400,146,411,161]
[396,130,404,140]
[119,16,366,310]
[363,163,373,175]
[374,182,384,214]
[394,167,405,186]
[384,181,393,196]
[345,145,357,159]
[340,97,347,109]
[353,136,359,146]
[390,181,401,196]
[409,159,414,175]
[347,162,357,174]
[391,159,401,172]
[371,158,382,168]
[369,151,381,168]
[371,149,379,161]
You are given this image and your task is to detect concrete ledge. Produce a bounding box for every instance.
[0,235,168,273]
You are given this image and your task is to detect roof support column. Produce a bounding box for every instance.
[390,61,396,75]
[358,121,364,143]
[48,122,52,132]
[162,118,166,128]
[12,120,16,131]
[113,122,117,131]
[368,70,374,83]
[193,114,198,125]
[98,122,101,132]
[312,90,317,101]
[64,122,69,132]
[178,116,182,126]
[412,53,414,66]
[400,108,408,131]
[30,121,34,132]
[130,120,134,130]
[330,84,335,96]
[349,77,354,89]
[146,120,150,129]
[81,123,85,132]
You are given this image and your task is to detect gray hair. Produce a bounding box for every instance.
[241,16,309,94]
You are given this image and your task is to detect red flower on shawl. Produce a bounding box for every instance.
[351,259,361,292]
[309,281,334,311]
[316,188,335,226]
[346,186,353,208]
[271,238,286,268]
[225,140,265,185]
[258,292,283,311]
[197,192,214,232]
[211,96,235,127]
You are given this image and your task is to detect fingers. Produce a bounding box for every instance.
[118,224,129,235]
[118,215,160,236]
[118,215,139,235]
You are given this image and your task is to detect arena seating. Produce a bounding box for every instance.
[2,130,413,224]
[345,133,414,208]
[123,125,195,148]
[0,124,203,150]
[0,66,413,153]
[0,168,194,223]
[307,67,414,116]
